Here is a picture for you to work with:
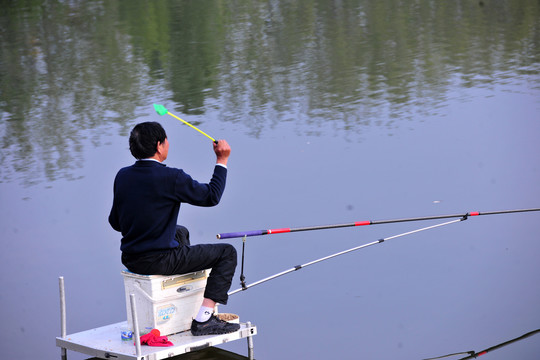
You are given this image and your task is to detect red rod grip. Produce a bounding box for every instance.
[268,228,291,234]
[354,221,371,226]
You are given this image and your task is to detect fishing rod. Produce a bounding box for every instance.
[228,217,464,295]
[217,208,540,240]
[424,328,540,360]
[153,103,218,144]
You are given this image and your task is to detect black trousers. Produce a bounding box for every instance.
[122,226,237,305]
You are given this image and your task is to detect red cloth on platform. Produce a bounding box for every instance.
[138,329,173,347]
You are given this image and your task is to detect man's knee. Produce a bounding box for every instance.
[220,243,237,267]
[175,225,190,246]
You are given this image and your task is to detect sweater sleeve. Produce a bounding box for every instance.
[174,165,227,206]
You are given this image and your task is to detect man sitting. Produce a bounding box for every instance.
[108,121,239,335]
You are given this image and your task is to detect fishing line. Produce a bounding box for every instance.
[424,328,540,360]
[217,207,540,240]
[228,217,464,296]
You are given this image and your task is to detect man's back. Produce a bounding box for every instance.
[109,160,227,254]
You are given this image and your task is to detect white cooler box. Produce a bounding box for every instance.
[121,269,209,336]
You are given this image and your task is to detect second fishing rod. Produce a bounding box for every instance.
[228,217,465,295]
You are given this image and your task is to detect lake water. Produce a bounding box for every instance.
[1,1,539,359]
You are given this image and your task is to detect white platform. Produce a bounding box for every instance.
[56,321,257,360]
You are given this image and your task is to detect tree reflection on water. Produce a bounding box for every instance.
[1,0,539,185]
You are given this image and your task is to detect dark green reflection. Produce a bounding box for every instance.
[1,0,539,185]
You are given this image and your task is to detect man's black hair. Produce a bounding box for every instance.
[129,122,167,160]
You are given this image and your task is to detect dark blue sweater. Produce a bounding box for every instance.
[108,160,227,254]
